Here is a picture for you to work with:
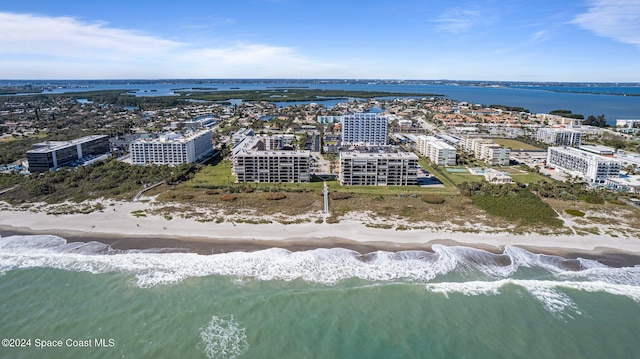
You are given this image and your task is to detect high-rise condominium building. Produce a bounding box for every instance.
[339,152,418,186]
[547,146,621,184]
[341,113,388,146]
[232,150,311,183]
[231,135,311,183]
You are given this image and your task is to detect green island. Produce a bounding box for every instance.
[174,88,444,102]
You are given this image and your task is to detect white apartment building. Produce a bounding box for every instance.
[130,130,213,166]
[232,150,311,183]
[317,115,344,124]
[616,119,640,128]
[536,127,582,147]
[416,135,457,166]
[341,113,388,146]
[460,136,511,166]
[263,135,284,150]
[481,144,511,166]
[547,146,621,184]
[460,136,490,154]
[339,152,418,186]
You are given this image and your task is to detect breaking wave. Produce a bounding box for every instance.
[1,234,639,317]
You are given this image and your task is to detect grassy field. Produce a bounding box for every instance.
[155,158,573,231]
[439,166,483,186]
[185,159,458,196]
[491,138,543,151]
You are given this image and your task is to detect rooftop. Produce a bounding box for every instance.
[27,135,108,154]
[340,151,418,160]
[130,130,210,145]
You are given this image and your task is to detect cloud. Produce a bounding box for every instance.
[0,12,340,79]
[433,6,484,34]
[0,12,182,60]
[529,30,551,43]
[181,44,343,78]
[572,0,640,47]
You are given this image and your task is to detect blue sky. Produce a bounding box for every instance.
[1,0,639,81]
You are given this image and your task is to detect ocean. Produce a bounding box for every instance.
[2,80,640,124]
[1,234,639,358]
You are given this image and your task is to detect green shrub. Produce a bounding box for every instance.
[131,210,147,218]
[422,195,445,204]
[471,188,563,227]
[565,209,585,217]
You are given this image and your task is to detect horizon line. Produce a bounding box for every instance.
[2,78,640,85]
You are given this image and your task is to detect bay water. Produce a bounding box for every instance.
[3,80,640,124]
[1,234,639,358]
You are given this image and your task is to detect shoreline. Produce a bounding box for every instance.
[2,224,640,268]
[1,200,640,267]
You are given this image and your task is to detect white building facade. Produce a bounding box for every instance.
[616,119,640,128]
[130,130,213,166]
[341,113,388,146]
[547,146,621,184]
[339,152,418,186]
[232,150,311,183]
[536,127,582,147]
[416,135,457,166]
[460,136,510,166]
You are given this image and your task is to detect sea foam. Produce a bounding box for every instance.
[200,315,249,359]
[1,234,639,317]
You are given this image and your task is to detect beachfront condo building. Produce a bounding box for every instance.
[129,130,213,166]
[27,135,110,172]
[536,127,582,147]
[547,146,621,184]
[339,152,418,186]
[341,113,388,146]
[232,150,311,183]
[231,135,311,183]
[416,135,457,166]
[460,136,511,166]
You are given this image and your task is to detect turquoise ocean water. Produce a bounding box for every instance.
[1,234,639,358]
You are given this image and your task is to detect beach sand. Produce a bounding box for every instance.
[1,200,640,266]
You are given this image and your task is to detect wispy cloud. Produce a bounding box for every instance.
[529,30,551,43]
[0,12,339,78]
[572,0,640,47]
[433,6,484,34]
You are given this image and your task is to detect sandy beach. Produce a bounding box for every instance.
[1,199,640,266]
